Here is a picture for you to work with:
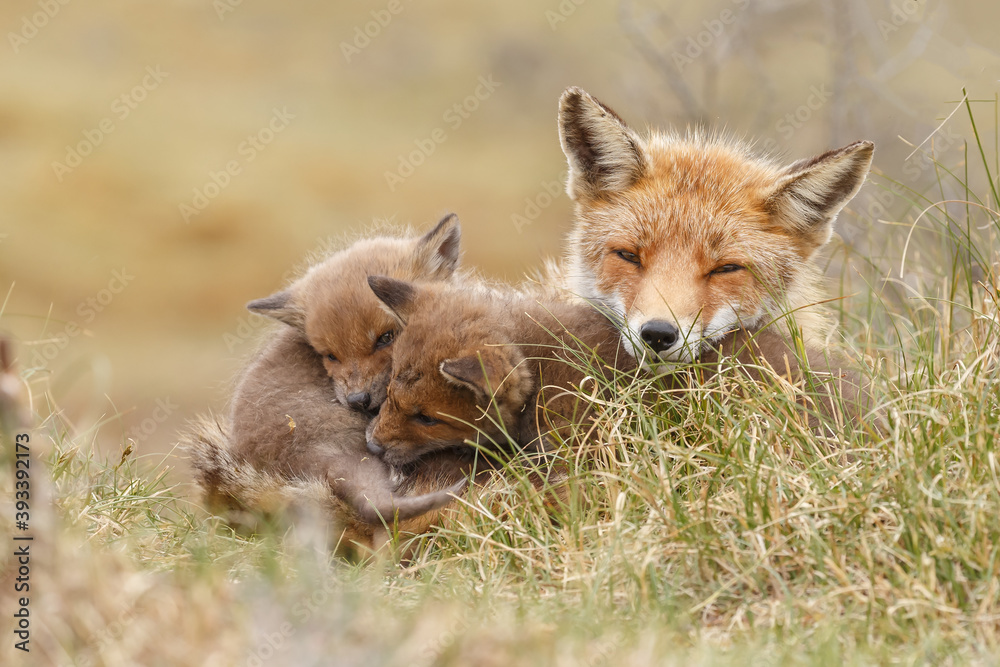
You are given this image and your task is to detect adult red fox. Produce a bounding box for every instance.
[556,87,873,372]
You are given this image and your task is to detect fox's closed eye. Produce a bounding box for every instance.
[325,353,338,363]
[615,250,641,266]
[412,412,439,426]
[374,330,396,350]
[710,264,744,275]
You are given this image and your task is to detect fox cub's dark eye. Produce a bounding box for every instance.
[711,264,744,275]
[412,412,439,426]
[325,354,338,363]
[374,330,396,350]
[616,250,641,266]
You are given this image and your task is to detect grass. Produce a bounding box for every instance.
[3,97,1000,666]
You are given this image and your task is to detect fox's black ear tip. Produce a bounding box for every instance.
[368,275,415,313]
[246,291,289,313]
[367,275,409,295]
[422,213,461,240]
[842,140,874,158]
[437,212,461,231]
[560,86,588,108]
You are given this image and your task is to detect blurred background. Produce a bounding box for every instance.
[0,0,997,480]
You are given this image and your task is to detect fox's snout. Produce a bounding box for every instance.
[631,316,700,365]
[366,433,413,467]
[365,437,385,457]
[364,413,415,467]
[346,391,374,413]
[333,365,391,414]
[364,417,387,457]
[639,320,680,354]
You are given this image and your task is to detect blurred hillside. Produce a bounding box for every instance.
[0,0,997,474]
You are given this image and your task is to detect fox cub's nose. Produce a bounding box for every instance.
[366,439,386,457]
[640,320,679,353]
[346,391,372,412]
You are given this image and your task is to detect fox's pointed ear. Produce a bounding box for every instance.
[766,140,874,249]
[558,87,647,201]
[247,290,304,330]
[413,213,461,279]
[368,275,417,325]
[440,348,529,404]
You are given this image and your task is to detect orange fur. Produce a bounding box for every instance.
[556,87,874,374]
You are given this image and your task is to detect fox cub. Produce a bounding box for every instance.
[186,216,473,552]
[363,277,636,469]
[555,87,874,420]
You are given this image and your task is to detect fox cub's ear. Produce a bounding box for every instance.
[413,213,461,280]
[368,276,418,325]
[440,348,530,406]
[558,87,647,201]
[247,290,304,330]
[766,140,874,249]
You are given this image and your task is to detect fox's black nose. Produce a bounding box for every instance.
[640,320,679,353]
[366,439,385,457]
[346,392,372,412]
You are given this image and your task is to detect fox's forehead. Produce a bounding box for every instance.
[298,239,423,352]
[388,356,451,404]
[326,237,415,272]
[392,319,495,384]
[305,296,396,353]
[391,334,449,383]
[643,136,779,191]
[585,192,769,260]
[300,236,428,293]
[577,142,784,258]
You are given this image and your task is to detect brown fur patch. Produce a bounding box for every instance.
[184,219,475,555]
[367,282,636,469]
